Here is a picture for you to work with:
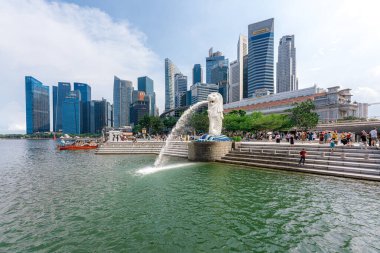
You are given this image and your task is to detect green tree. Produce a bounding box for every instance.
[150,116,164,134]
[189,111,209,134]
[137,115,164,134]
[289,100,319,130]
[162,116,177,130]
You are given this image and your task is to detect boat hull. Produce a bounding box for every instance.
[58,145,98,150]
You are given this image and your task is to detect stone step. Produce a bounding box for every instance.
[237,147,380,157]
[228,151,380,164]
[239,144,380,153]
[216,159,380,182]
[224,153,380,171]
[221,156,380,175]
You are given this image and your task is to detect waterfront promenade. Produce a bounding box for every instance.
[96,139,380,181]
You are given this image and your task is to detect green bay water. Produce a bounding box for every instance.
[0,140,379,252]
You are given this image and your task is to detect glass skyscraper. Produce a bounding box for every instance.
[93,98,111,133]
[74,82,92,133]
[62,90,81,134]
[25,76,50,134]
[277,35,298,93]
[165,58,180,112]
[248,18,274,97]
[138,76,156,116]
[206,48,225,83]
[52,82,71,132]
[113,76,133,127]
[190,83,219,105]
[174,73,187,108]
[192,64,203,84]
[211,61,229,104]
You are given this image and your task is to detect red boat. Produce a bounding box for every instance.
[57,139,98,150]
[58,144,98,150]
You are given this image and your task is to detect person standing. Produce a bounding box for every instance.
[369,128,377,147]
[299,149,307,165]
[290,134,295,145]
[361,130,368,149]
[330,139,336,153]
[332,130,338,145]
[275,133,281,143]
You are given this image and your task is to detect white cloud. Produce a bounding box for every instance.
[0,0,163,133]
[369,66,380,77]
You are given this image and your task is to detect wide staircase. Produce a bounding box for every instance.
[217,142,380,181]
[162,141,189,158]
[95,141,188,158]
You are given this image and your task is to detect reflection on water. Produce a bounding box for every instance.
[0,139,379,252]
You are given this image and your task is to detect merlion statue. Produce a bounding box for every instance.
[207,92,224,136]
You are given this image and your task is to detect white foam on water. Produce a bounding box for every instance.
[136,163,196,175]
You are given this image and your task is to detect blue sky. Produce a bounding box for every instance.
[1,0,380,133]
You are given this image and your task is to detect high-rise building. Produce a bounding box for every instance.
[113,76,133,127]
[230,35,248,103]
[233,35,248,101]
[74,82,92,133]
[190,83,219,105]
[206,48,225,83]
[74,83,91,102]
[211,61,229,104]
[243,55,248,98]
[248,18,274,97]
[165,58,180,112]
[276,35,297,93]
[52,82,71,132]
[174,73,188,108]
[25,76,50,134]
[138,76,156,116]
[62,90,81,134]
[93,98,111,133]
[229,60,240,102]
[192,64,203,84]
[130,91,150,125]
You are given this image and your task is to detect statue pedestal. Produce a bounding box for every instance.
[188,141,232,162]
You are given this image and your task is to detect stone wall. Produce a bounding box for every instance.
[188,141,232,162]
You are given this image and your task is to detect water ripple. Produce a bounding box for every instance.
[0,140,379,252]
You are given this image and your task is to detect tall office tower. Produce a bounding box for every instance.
[206,48,225,83]
[190,83,219,105]
[276,35,297,93]
[52,82,71,132]
[238,35,248,100]
[93,98,111,133]
[165,58,180,112]
[130,91,150,125]
[62,90,81,134]
[113,76,133,127]
[230,35,248,102]
[192,64,203,84]
[107,103,113,127]
[174,73,188,108]
[138,76,156,116]
[74,82,92,133]
[248,18,274,97]
[243,55,248,98]
[229,60,240,102]
[210,60,229,104]
[25,76,50,134]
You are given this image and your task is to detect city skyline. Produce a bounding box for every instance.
[1,0,380,133]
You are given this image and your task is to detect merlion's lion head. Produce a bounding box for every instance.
[207,92,224,118]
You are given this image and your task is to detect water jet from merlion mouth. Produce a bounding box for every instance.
[154,101,208,167]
